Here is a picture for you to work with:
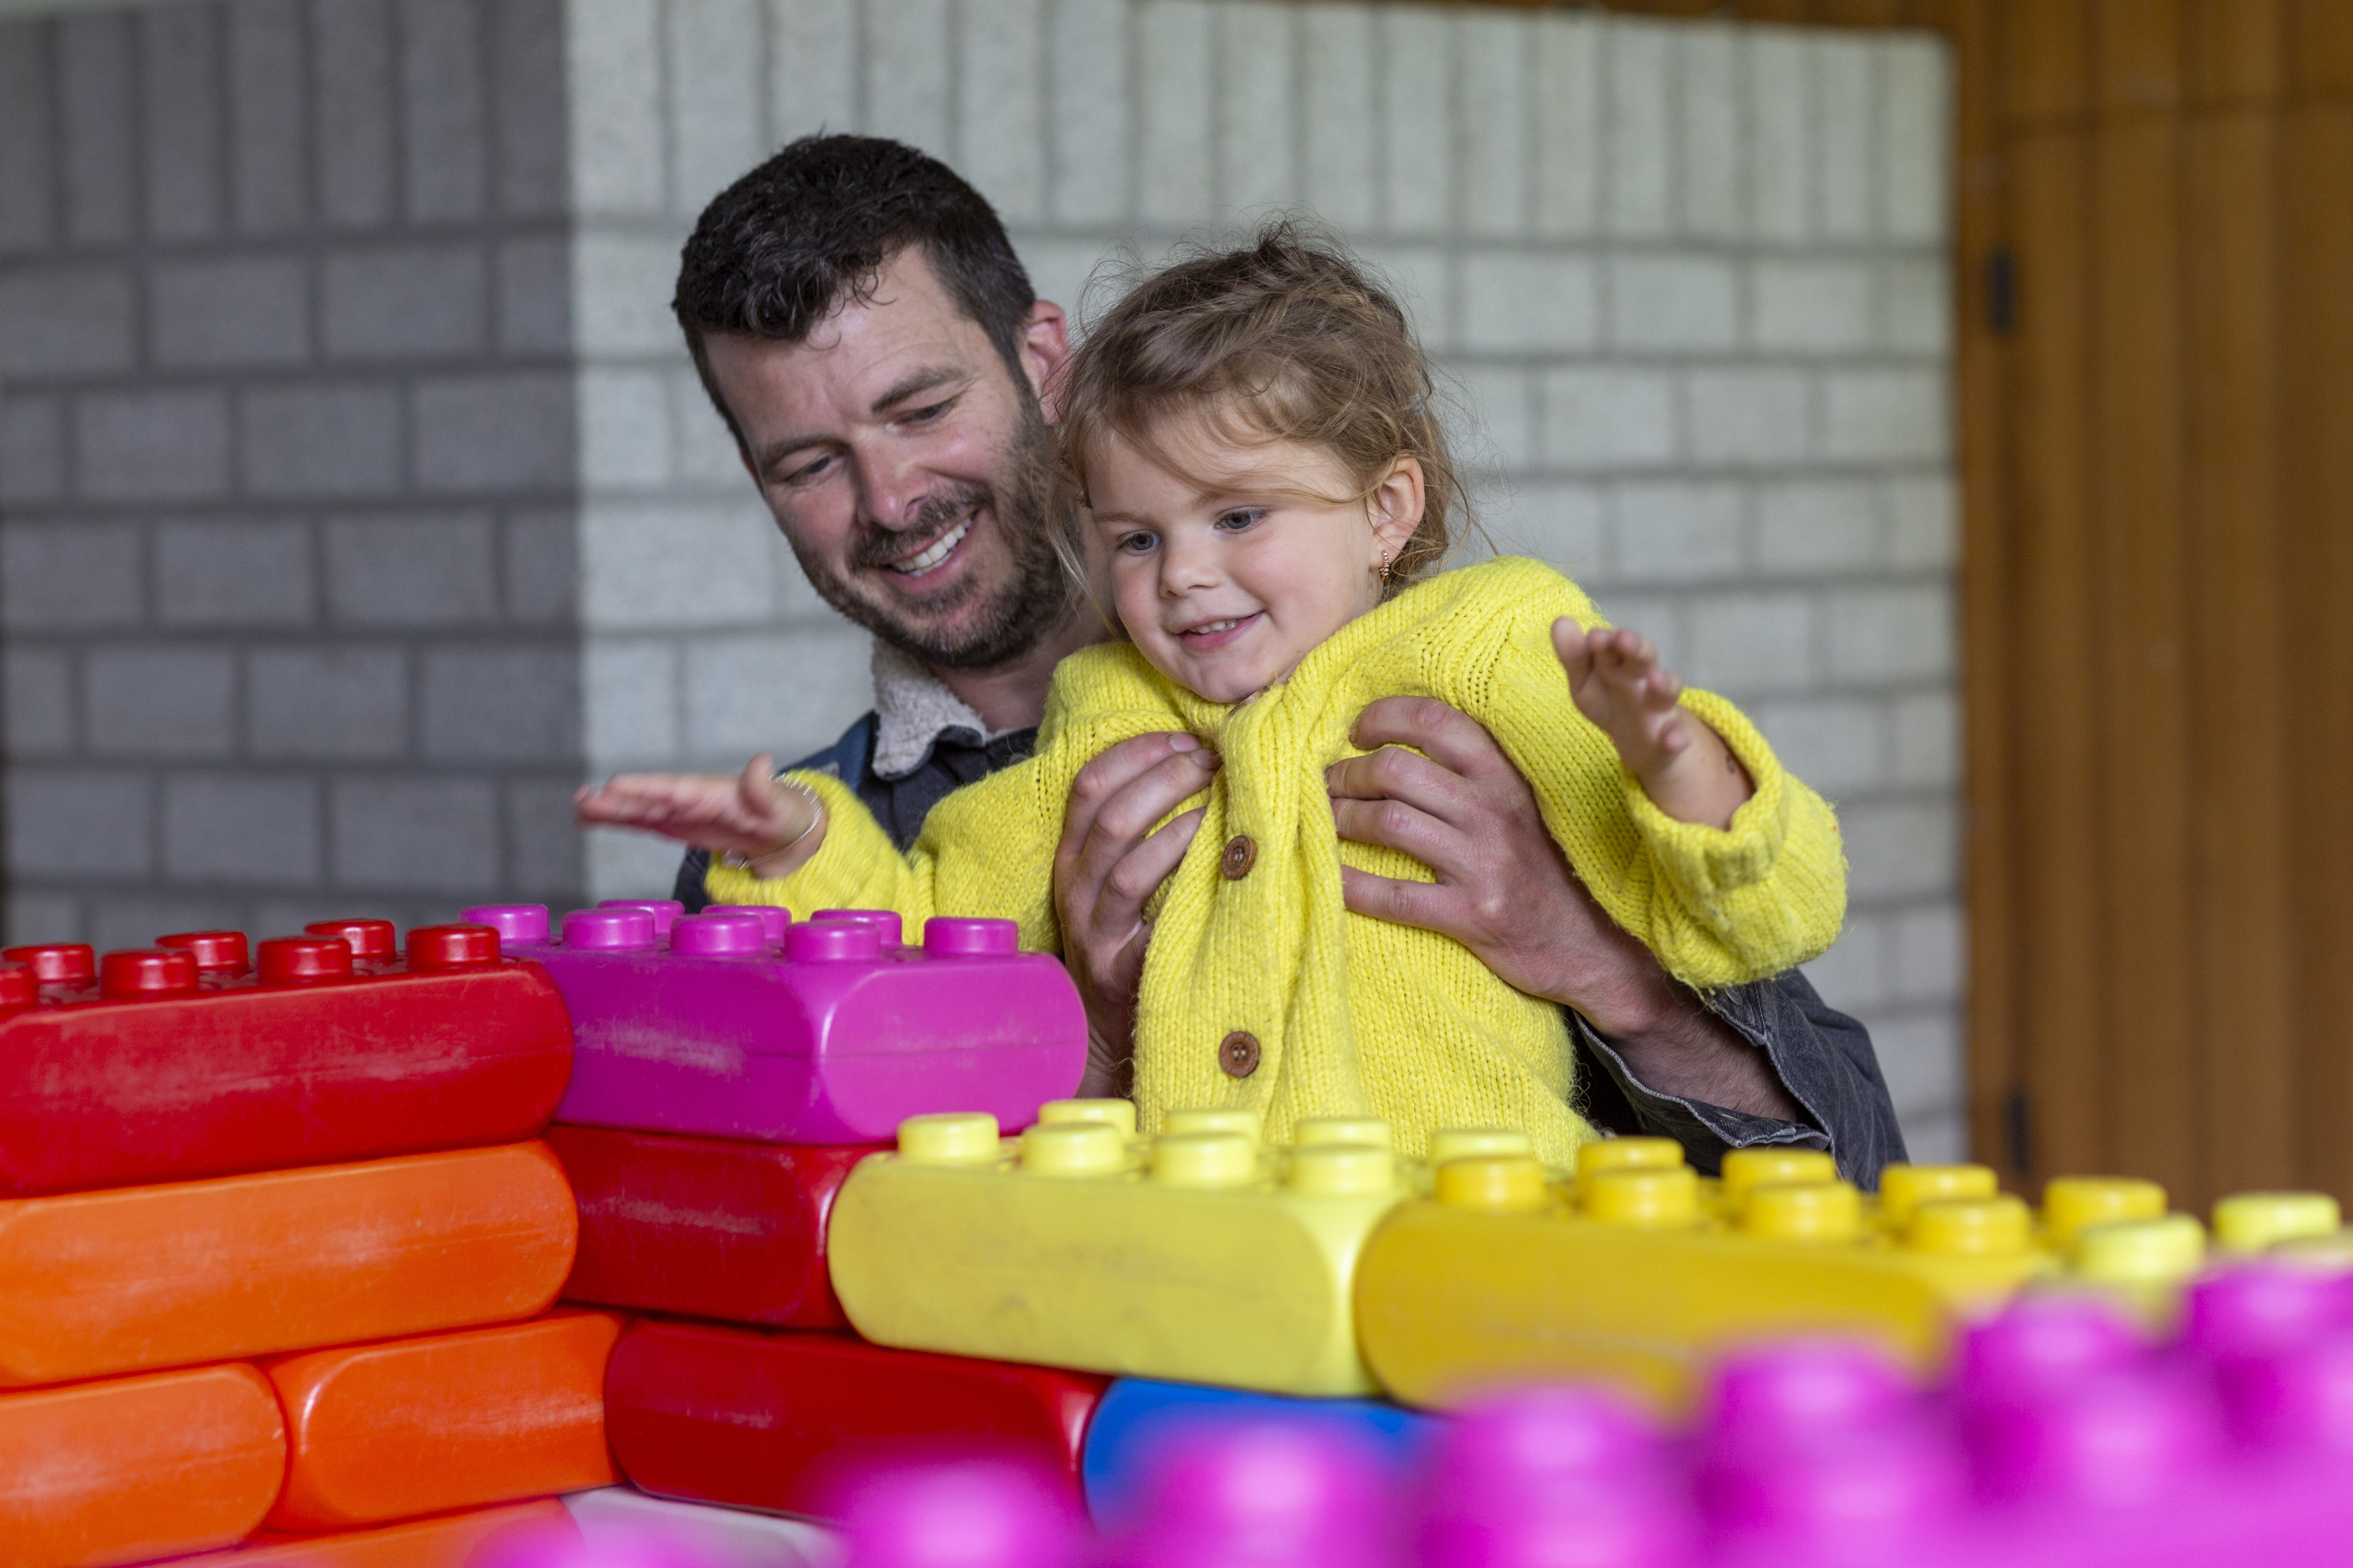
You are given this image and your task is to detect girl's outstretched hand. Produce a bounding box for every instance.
[573,753,821,866]
[1552,619,1752,830]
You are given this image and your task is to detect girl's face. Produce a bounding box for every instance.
[1085,412,1425,703]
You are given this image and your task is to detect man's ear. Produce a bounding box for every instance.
[1368,456,1427,559]
[1021,300,1073,422]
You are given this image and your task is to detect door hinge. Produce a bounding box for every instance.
[1985,248,2018,336]
[2004,1085,2032,1175]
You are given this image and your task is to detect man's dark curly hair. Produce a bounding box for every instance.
[673,134,1038,442]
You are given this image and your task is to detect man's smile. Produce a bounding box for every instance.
[883,509,978,579]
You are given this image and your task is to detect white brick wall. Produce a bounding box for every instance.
[564,0,1964,1158]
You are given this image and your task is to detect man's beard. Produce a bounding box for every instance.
[785,395,1072,675]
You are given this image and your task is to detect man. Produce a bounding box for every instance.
[591,134,1904,1181]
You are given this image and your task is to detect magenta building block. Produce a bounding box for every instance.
[835,1457,1091,1568]
[463,905,1085,1144]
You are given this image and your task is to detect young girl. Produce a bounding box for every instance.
[579,228,1845,1165]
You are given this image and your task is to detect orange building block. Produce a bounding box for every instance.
[265,1310,624,1529]
[0,1142,575,1387]
[0,1363,286,1568]
[171,1499,580,1566]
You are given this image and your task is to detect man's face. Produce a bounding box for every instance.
[702,248,1071,672]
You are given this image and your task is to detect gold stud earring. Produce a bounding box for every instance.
[1378,549,1392,585]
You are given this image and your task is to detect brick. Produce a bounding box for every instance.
[1891,903,1962,1005]
[227,0,311,232]
[1887,476,1957,569]
[1583,590,1682,669]
[767,0,854,140]
[866,0,951,152]
[570,0,665,216]
[504,508,580,624]
[959,0,1046,224]
[89,894,251,956]
[1048,0,1129,225]
[1455,368,1535,473]
[312,0,396,228]
[490,0,568,217]
[1607,255,1738,353]
[1217,3,1297,212]
[1497,482,1606,584]
[1839,799,1957,902]
[140,4,225,238]
[165,773,323,886]
[683,627,872,765]
[1745,694,1885,796]
[155,518,316,628]
[1828,584,1951,683]
[1816,38,1876,240]
[1802,914,1887,1013]
[0,522,143,630]
[1462,255,1597,355]
[151,256,314,368]
[1889,690,1958,788]
[1687,369,1809,467]
[1864,1010,1962,1123]
[1884,257,1949,356]
[498,236,575,355]
[1138,0,1214,226]
[1755,479,1879,575]
[1299,6,1374,231]
[1459,14,1529,238]
[331,776,501,893]
[1533,18,1600,239]
[669,368,748,491]
[1752,259,1876,353]
[585,638,681,763]
[323,242,490,358]
[667,0,764,217]
[2,890,84,948]
[239,384,404,497]
[420,644,582,763]
[2,648,75,756]
[5,768,154,879]
[1682,589,1817,696]
[0,266,136,376]
[1601,21,1672,240]
[1538,368,1676,472]
[1824,370,1947,463]
[1356,246,1454,355]
[1379,9,1451,235]
[589,829,697,902]
[58,12,137,243]
[574,233,685,354]
[0,26,56,250]
[325,512,499,626]
[247,645,410,759]
[415,372,575,493]
[580,369,674,489]
[76,391,234,502]
[505,776,587,897]
[1677,24,1742,241]
[401,0,488,221]
[579,500,777,629]
[1747,31,1810,243]
[1,395,66,505]
[1610,481,1743,583]
[85,646,237,760]
[1882,39,1949,244]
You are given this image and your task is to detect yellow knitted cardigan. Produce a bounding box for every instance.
[706,557,1846,1166]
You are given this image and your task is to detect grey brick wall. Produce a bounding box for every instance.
[0,0,583,950]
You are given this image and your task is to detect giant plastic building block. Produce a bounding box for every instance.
[0,1141,575,1387]
[462,905,1086,1143]
[0,1362,286,1568]
[1354,1148,2062,1410]
[604,1320,1108,1517]
[169,1499,579,1566]
[826,1112,1414,1395]
[264,1309,623,1530]
[547,1124,869,1327]
[562,1487,841,1568]
[0,925,570,1195]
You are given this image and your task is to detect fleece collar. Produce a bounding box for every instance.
[869,640,1025,779]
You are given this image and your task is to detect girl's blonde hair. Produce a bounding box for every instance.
[1056,221,1465,595]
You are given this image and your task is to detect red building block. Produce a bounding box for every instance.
[0,923,571,1195]
[547,1124,872,1328]
[605,1322,1108,1518]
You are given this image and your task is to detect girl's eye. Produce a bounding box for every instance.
[1116,531,1158,555]
[1215,508,1266,532]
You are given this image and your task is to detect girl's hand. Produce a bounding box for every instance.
[574,753,824,872]
[1552,619,1752,830]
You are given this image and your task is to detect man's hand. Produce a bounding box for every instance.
[1325,697,1801,1120]
[1052,732,1217,1097]
[575,753,822,875]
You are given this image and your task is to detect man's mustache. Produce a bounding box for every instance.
[848,485,991,569]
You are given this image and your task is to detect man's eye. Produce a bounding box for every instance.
[779,454,833,486]
[902,398,956,425]
[1215,508,1266,532]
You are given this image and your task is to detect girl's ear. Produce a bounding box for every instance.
[1367,456,1426,561]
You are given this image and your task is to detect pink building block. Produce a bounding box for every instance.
[462,905,1085,1144]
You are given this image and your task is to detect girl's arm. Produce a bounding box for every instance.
[1552,621,1753,830]
[574,753,828,875]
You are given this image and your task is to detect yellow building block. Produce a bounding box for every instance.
[1354,1148,2061,1413]
[826,1110,1415,1396]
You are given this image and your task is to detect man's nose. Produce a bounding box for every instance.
[849,445,928,530]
